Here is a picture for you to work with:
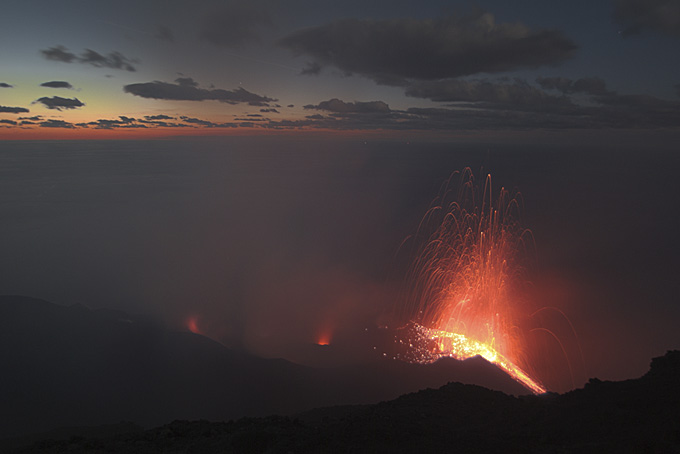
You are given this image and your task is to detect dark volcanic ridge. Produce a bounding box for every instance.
[5,352,680,453]
[0,295,526,439]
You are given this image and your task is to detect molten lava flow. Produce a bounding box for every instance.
[411,324,545,394]
[397,169,546,394]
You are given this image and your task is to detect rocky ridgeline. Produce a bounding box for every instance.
[7,350,679,453]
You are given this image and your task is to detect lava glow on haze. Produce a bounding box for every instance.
[187,316,201,335]
[316,333,332,346]
[396,169,547,394]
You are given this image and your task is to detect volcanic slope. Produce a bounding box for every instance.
[0,295,527,439]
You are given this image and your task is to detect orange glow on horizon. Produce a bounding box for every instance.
[0,124,492,141]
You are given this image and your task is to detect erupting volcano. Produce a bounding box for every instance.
[396,169,546,394]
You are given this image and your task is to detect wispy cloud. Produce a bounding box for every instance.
[123,77,275,105]
[40,45,137,71]
[405,78,570,109]
[304,99,391,113]
[155,25,175,43]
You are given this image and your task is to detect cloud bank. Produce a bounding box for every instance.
[123,77,275,105]
[280,12,577,85]
[304,99,390,113]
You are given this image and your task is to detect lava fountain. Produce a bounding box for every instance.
[396,169,546,394]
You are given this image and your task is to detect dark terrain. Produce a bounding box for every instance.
[4,352,679,453]
[2,296,678,453]
[0,296,525,438]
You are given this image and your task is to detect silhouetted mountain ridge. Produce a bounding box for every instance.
[6,350,679,453]
[0,295,528,440]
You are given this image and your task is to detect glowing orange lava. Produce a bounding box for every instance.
[316,333,331,346]
[187,316,201,335]
[397,169,546,394]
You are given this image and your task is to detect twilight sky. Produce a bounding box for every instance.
[1,0,680,139]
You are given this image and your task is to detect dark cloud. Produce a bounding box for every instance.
[39,119,76,128]
[173,116,237,128]
[259,74,680,132]
[0,106,29,113]
[200,2,272,47]
[613,0,680,37]
[123,77,275,105]
[304,98,391,113]
[180,116,214,126]
[533,77,680,126]
[592,92,680,128]
[260,108,279,113]
[40,46,137,71]
[405,78,570,108]
[175,77,198,87]
[402,76,680,129]
[33,96,85,111]
[40,81,74,89]
[144,114,175,120]
[280,12,577,84]
[41,45,77,63]
[676,83,680,97]
[87,117,148,129]
[263,104,577,131]
[1,112,246,131]
[300,61,322,76]
[137,119,194,128]
[79,49,136,71]
[0,82,12,88]
[155,25,175,43]
[536,76,609,95]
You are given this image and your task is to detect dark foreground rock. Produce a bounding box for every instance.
[6,350,680,453]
